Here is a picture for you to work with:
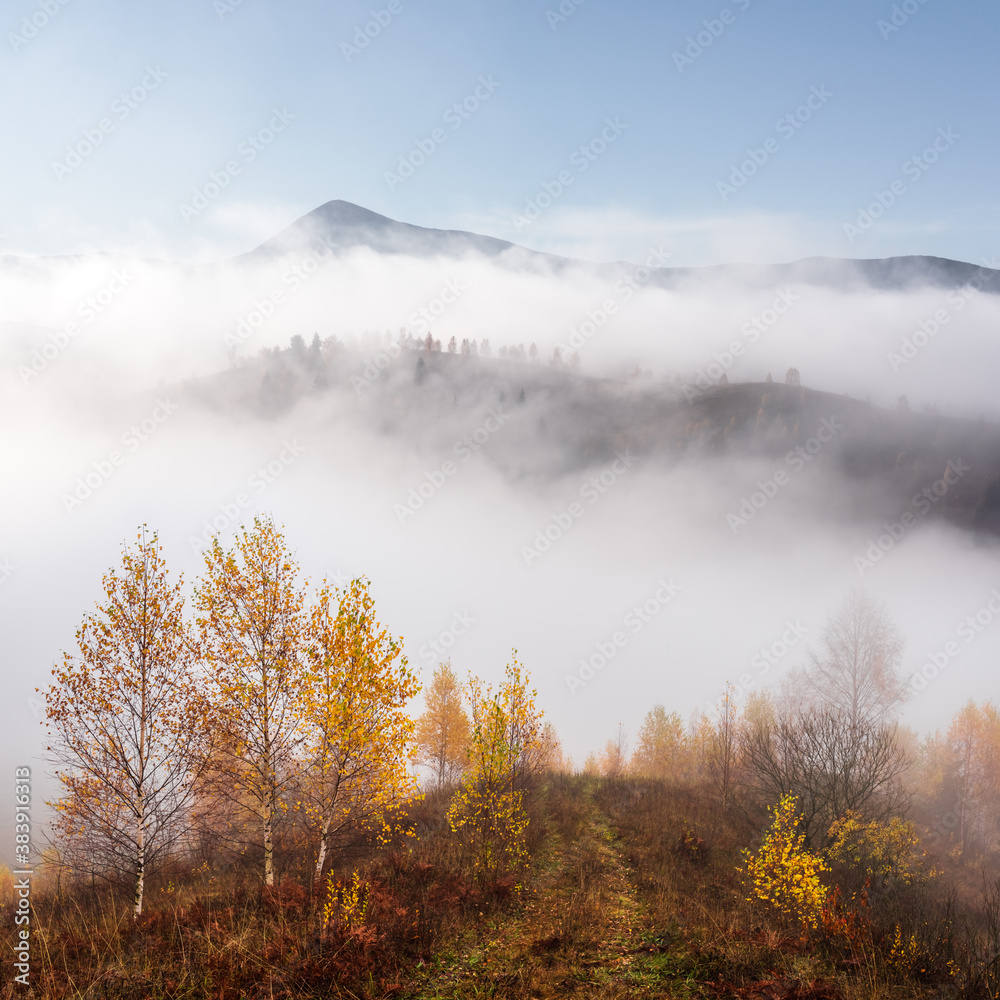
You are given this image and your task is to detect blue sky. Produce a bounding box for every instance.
[2,0,998,265]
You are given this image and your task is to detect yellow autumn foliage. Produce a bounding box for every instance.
[447,654,543,885]
[323,869,370,931]
[827,812,935,889]
[742,793,830,930]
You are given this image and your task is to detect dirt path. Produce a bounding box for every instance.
[404,782,665,999]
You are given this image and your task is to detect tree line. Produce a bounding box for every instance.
[41,534,999,924]
[585,588,1000,859]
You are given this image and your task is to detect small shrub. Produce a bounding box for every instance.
[827,812,935,895]
[677,827,709,865]
[741,793,830,932]
[323,869,370,932]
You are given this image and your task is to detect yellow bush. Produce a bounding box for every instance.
[886,923,950,981]
[742,793,830,930]
[446,657,542,885]
[827,812,935,889]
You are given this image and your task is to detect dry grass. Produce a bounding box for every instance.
[5,776,998,999]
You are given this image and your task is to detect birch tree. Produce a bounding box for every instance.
[43,529,206,917]
[195,516,305,887]
[300,576,419,882]
[803,589,907,728]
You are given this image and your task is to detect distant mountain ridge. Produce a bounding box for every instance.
[3,200,997,296]
[246,200,1000,295]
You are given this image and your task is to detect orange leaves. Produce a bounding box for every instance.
[45,525,200,766]
[194,515,307,761]
[192,523,421,884]
[631,705,687,779]
[193,516,307,887]
[414,661,470,788]
[916,698,1000,856]
[42,526,206,916]
[43,514,433,895]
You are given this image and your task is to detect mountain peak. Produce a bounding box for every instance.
[307,200,397,229]
[246,199,518,261]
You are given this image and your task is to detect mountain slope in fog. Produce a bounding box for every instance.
[176,342,1000,540]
